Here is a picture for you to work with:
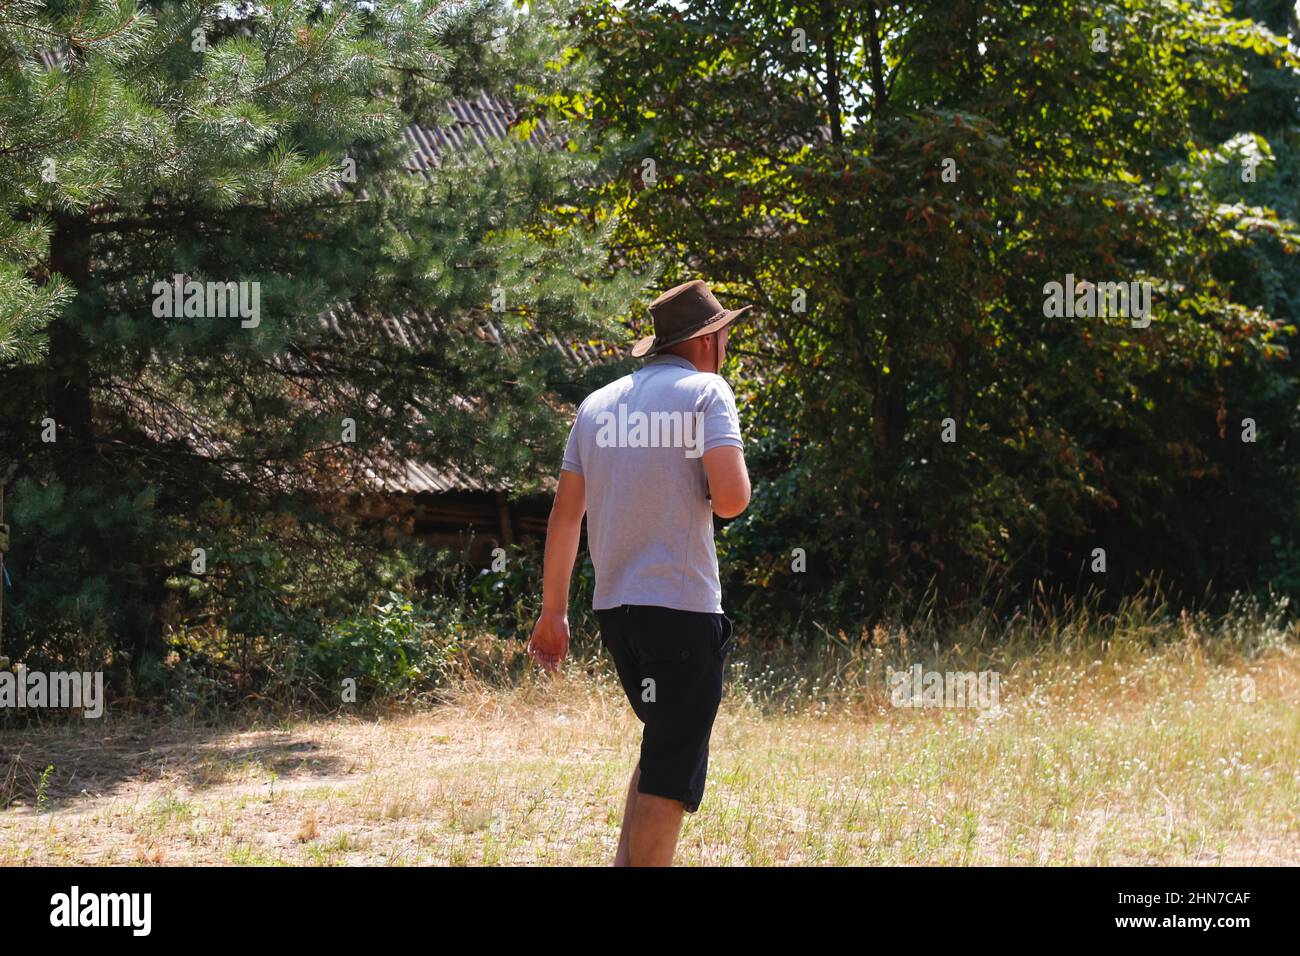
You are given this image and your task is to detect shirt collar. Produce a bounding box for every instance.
[643,354,700,372]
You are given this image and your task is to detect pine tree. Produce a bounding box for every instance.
[0,0,642,673]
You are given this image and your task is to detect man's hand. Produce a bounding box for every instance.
[529,469,585,673]
[527,610,570,673]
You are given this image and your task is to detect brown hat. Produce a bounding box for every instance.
[631,279,751,358]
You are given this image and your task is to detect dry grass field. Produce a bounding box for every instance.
[2,609,1297,866]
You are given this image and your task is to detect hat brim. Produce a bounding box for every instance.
[631,304,751,358]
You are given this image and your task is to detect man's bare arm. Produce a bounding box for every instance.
[702,445,750,519]
[527,469,586,671]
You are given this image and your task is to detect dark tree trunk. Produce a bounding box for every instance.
[45,211,95,485]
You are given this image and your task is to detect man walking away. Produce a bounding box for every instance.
[528,279,752,866]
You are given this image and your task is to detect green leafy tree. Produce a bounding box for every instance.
[1187,0,1300,591]
[577,0,1300,623]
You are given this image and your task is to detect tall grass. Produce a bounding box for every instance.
[446,584,1296,718]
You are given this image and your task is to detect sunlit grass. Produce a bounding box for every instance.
[1,597,1296,865]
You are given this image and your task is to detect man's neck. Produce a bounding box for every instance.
[658,349,712,374]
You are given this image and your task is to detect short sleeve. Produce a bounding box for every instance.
[700,378,743,453]
[560,408,583,474]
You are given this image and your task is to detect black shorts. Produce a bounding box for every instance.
[596,604,733,813]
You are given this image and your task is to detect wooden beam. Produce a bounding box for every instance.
[495,491,514,547]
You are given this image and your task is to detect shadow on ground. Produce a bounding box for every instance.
[1,718,349,812]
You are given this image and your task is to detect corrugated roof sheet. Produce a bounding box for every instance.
[318,303,618,369]
[404,91,565,172]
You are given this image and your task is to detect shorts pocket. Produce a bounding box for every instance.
[637,641,701,710]
[631,607,704,668]
[715,614,734,659]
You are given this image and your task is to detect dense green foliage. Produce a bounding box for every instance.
[0,0,641,688]
[576,0,1300,624]
[1,1,1297,708]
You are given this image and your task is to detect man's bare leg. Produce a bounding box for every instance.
[613,762,640,866]
[626,788,686,866]
[614,762,687,866]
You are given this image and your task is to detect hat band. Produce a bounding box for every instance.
[652,308,728,347]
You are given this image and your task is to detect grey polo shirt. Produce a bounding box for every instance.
[561,353,743,613]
